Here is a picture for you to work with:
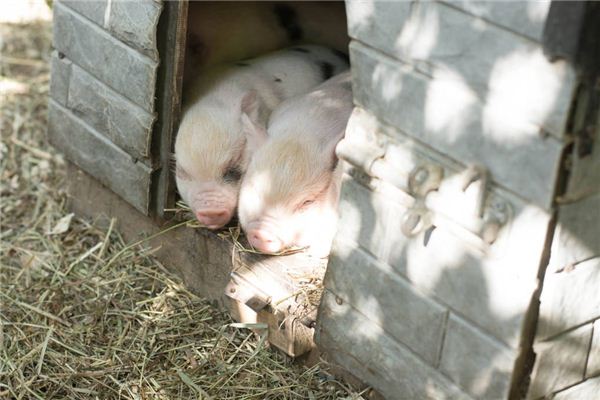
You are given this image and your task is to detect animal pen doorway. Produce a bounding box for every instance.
[52,0,352,359]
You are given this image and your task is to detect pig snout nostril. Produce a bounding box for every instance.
[248,229,283,253]
[195,209,231,229]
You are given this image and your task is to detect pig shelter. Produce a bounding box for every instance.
[47,1,599,399]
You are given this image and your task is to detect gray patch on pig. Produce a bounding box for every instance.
[273,77,282,82]
[291,47,310,53]
[318,62,335,80]
[222,165,243,184]
[330,48,350,65]
[273,4,303,41]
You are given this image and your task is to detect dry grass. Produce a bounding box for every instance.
[0,11,364,400]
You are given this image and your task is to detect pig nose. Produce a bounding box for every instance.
[248,229,284,254]
[195,209,231,229]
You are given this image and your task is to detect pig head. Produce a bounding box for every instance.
[175,91,265,229]
[238,72,353,256]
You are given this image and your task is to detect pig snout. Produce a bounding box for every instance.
[190,189,237,229]
[195,208,232,229]
[245,221,288,254]
[248,229,284,254]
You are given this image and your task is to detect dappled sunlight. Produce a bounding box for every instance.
[395,2,439,62]
[484,48,569,141]
[527,1,551,23]
[425,69,478,143]
[372,61,404,104]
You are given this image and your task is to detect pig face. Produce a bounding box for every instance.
[175,91,266,229]
[238,136,341,255]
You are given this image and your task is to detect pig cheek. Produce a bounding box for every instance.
[238,188,264,227]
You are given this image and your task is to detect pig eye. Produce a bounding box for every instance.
[301,199,315,207]
[222,166,242,183]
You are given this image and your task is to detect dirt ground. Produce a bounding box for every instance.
[0,4,363,399]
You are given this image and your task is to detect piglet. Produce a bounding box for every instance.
[238,72,353,257]
[175,46,349,229]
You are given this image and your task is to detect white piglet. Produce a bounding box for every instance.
[238,72,353,257]
[175,46,348,229]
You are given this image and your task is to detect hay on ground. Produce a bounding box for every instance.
[0,9,366,400]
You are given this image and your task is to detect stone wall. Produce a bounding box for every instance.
[47,0,162,214]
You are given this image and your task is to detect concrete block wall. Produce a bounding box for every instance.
[47,0,162,214]
[317,1,587,399]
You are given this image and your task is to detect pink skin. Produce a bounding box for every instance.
[238,72,353,256]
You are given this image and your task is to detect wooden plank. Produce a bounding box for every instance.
[104,0,163,61]
[48,100,153,214]
[53,2,158,112]
[151,0,187,218]
[316,291,473,400]
[346,0,576,139]
[441,0,551,42]
[350,43,565,209]
[67,64,155,159]
[325,239,447,365]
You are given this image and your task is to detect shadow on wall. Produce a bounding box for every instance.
[310,1,598,399]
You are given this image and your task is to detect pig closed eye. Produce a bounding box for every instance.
[223,166,242,183]
[301,199,315,208]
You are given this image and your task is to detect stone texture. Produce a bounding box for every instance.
[440,314,516,399]
[67,64,155,159]
[48,100,152,214]
[316,291,472,400]
[537,257,600,340]
[335,177,394,260]
[350,41,564,210]
[443,1,550,41]
[528,323,593,399]
[59,0,106,26]
[49,51,71,106]
[548,192,600,273]
[346,0,575,140]
[553,376,600,400]
[326,239,448,365]
[106,0,162,60]
[586,320,600,378]
[53,2,158,112]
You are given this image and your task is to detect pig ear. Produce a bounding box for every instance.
[241,113,268,152]
[240,90,260,122]
[320,130,346,171]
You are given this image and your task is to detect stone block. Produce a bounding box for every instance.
[443,1,550,41]
[53,2,158,112]
[528,323,593,398]
[553,376,600,400]
[350,41,564,209]
[439,314,516,399]
[586,320,600,378]
[326,239,447,365]
[537,257,600,340]
[106,0,162,60]
[49,51,71,106]
[381,163,552,346]
[346,1,575,140]
[548,192,600,273]
[48,100,152,214]
[335,177,393,260]
[67,64,155,159]
[59,0,106,26]
[316,291,472,400]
